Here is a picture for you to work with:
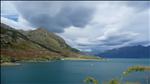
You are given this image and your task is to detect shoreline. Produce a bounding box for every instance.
[61,57,106,61]
[1,58,106,66]
[1,62,20,66]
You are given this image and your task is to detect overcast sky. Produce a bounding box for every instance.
[1,1,150,52]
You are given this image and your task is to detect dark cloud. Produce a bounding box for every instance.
[76,34,134,48]
[13,2,95,33]
[128,41,150,46]
[100,37,133,46]
[95,31,137,46]
[77,44,90,47]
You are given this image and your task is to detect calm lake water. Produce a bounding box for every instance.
[1,59,150,84]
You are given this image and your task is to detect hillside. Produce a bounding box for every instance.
[97,45,150,58]
[0,23,81,63]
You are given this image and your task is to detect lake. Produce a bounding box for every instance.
[1,59,150,84]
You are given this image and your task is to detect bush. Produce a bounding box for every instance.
[109,79,120,84]
[84,76,99,84]
[0,55,16,63]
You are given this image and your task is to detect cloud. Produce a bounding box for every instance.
[1,1,18,16]
[12,1,95,33]
[59,1,149,52]
[1,15,18,21]
[1,1,149,52]
[95,29,138,46]
[72,28,138,47]
[1,17,35,30]
[126,1,150,11]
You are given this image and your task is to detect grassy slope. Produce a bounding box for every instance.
[0,23,83,63]
[62,55,104,61]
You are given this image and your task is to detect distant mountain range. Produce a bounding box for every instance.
[96,45,150,58]
[1,23,80,62]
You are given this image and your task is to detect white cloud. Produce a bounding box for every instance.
[1,1,149,52]
[1,1,18,15]
[1,17,35,30]
[59,1,149,52]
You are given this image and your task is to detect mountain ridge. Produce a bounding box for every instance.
[0,23,81,62]
[96,45,150,58]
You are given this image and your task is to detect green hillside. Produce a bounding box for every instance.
[0,23,80,63]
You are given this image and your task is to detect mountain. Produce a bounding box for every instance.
[96,45,150,58]
[0,23,80,63]
[21,28,79,52]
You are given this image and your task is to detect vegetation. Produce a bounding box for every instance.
[1,55,17,63]
[84,76,99,84]
[79,56,102,59]
[108,79,120,84]
[1,23,99,64]
[123,66,150,76]
[23,28,79,52]
[84,66,150,84]
[62,55,104,61]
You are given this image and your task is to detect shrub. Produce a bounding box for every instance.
[84,76,99,84]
